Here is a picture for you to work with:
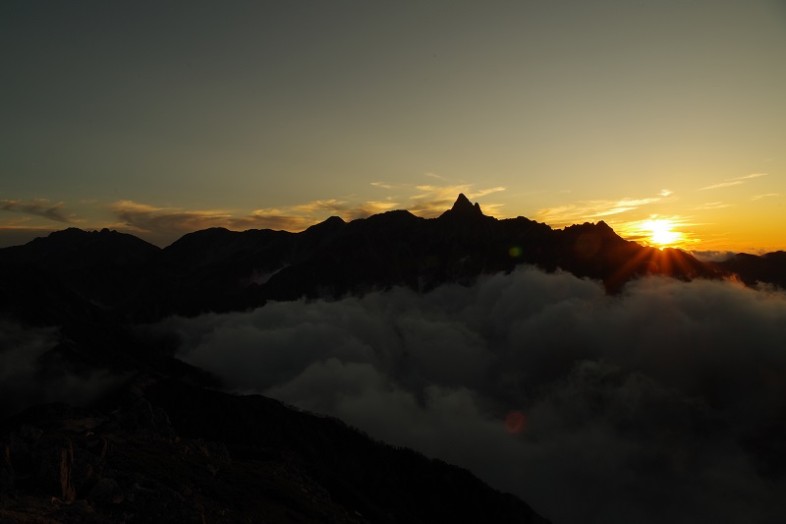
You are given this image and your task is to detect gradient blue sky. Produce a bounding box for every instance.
[2,0,785,251]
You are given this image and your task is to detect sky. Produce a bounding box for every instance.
[2,0,785,252]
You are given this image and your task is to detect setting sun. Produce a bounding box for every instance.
[643,219,682,248]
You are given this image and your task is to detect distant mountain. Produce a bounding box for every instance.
[1,194,777,387]
[0,194,741,325]
[3,194,782,388]
[716,250,786,289]
[0,228,159,324]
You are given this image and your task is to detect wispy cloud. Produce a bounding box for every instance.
[700,173,768,191]
[424,172,447,181]
[694,201,732,211]
[700,181,744,191]
[751,193,779,201]
[534,192,669,227]
[0,199,73,223]
[111,200,234,235]
[593,197,663,217]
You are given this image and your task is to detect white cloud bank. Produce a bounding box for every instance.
[164,268,786,524]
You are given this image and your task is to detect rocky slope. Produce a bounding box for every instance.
[1,376,548,524]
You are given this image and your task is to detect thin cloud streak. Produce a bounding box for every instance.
[751,193,779,201]
[111,200,235,234]
[694,201,732,211]
[534,192,668,227]
[740,173,768,180]
[700,173,768,191]
[700,180,744,190]
[424,172,448,181]
[0,199,73,223]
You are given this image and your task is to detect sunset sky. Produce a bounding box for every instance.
[2,1,785,252]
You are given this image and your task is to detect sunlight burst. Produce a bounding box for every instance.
[644,219,681,248]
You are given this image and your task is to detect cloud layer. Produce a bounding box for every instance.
[535,195,666,225]
[0,198,72,223]
[165,268,786,523]
[700,172,768,191]
[0,321,120,416]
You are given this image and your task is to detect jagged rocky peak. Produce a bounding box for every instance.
[453,193,482,213]
[440,193,484,219]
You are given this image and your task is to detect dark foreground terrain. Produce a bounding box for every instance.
[1,376,548,523]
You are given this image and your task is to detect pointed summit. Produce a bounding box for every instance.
[440,193,484,220]
[452,193,475,212]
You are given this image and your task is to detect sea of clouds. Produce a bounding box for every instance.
[0,321,119,416]
[163,266,786,523]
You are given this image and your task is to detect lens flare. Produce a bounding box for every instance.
[504,411,527,434]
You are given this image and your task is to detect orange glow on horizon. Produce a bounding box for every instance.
[615,217,692,250]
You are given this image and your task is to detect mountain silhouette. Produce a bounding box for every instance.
[6,194,782,325]
[439,192,485,220]
[1,194,783,522]
[716,250,786,289]
[3,193,781,381]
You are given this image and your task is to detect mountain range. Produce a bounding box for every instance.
[5,193,780,327]
[1,194,784,523]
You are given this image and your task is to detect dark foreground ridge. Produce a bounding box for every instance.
[0,377,548,523]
